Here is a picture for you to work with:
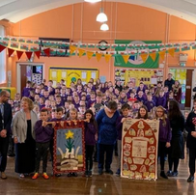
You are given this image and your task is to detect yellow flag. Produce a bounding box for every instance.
[122,55,130,64]
[149,53,156,61]
[168,48,175,57]
[96,53,102,62]
[105,54,112,63]
[159,51,166,60]
[87,51,94,60]
[78,48,85,57]
[140,53,148,63]
[70,45,77,55]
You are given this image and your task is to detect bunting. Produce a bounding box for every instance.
[168,48,175,57]
[87,51,94,60]
[26,51,33,60]
[149,53,156,61]
[159,51,166,60]
[140,53,148,63]
[78,48,85,57]
[96,52,102,62]
[8,48,14,57]
[122,55,130,64]
[16,50,23,60]
[105,54,112,63]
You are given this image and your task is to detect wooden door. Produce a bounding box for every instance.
[185,69,194,108]
[20,64,28,96]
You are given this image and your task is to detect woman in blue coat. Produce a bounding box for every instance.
[96,101,120,175]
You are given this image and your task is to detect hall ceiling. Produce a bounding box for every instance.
[1,0,196,24]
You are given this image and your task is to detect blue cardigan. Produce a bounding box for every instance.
[96,109,120,145]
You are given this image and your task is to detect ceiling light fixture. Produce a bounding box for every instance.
[84,0,102,3]
[100,23,109,31]
[96,7,108,22]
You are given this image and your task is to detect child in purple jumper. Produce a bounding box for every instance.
[32,109,54,180]
[84,109,98,176]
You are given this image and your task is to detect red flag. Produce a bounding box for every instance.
[43,48,50,57]
[25,51,33,60]
[0,45,6,53]
[8,48,15,57]
[34,50,41,59]
[16,50,24,60]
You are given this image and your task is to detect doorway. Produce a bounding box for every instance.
[169,68,194,109]
[17,63,44,95]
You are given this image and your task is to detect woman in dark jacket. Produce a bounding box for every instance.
[167,100,185,177]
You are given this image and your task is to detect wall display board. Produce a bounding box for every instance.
[121,119,159,181]
[53,121,85,175]
[49,67,99,87]
[115,68,163,86]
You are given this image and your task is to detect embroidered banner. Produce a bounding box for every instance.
[121,119,159,181]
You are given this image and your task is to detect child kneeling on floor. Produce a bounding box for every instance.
[32,108,53,180]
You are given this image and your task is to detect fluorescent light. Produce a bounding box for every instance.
[84,0,102,3]
[100,23,109,31]
[96,8,108,22]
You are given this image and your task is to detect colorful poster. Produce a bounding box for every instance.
[121,119,159,181]
[53,121,85,175]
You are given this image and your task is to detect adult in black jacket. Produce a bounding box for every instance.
[164,73,175,92]
[0,90,12,179]
[167,100,184,177]
[185,99,196,182]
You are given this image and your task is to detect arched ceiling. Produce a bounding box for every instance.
[1,0,196,24]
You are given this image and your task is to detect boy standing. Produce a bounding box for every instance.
[32,109,53,180]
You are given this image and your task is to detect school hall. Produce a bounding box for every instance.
[0,0,196,195]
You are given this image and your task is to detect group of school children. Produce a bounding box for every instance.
[7,76,196,183]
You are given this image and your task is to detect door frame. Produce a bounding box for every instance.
[169,67,196,109]
[16,62,45,94]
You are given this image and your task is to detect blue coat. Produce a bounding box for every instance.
[96,109,120,145]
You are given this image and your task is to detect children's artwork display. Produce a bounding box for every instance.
[53,121,85,175]
[49,67,99,87]
[115,68,163,86]
[121,119,159,181]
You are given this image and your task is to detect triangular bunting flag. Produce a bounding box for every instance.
[86,51,94,60]
[16,50,24,60]
[122,55,130,64]
[0,45,6,53]
[70,45,77,55]
[43,48,50,57]
[8,48,15,57]
[149,53,156,61]
[105,54,112,63]
[159,51,166,60]
[96,53,102,62]
[168,48,175,57]
[140,53,148,63]
[34,51,41,59]
[25,51,33,60]
[78,48,85,57]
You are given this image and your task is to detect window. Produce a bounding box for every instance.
[0,25,6,83]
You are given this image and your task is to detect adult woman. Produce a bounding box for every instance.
[172,80,182,103]
[12,97,38,178]
[167,100,184,177]
[96,101,120,175]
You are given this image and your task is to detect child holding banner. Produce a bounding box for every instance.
[32,108,54,180]
[116,103,131,175]
[155,106,171,179]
